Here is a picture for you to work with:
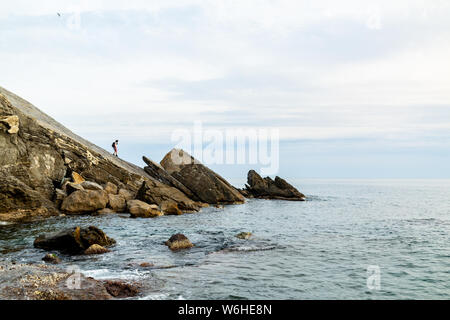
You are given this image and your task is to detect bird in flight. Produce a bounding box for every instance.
[57,13,61,17]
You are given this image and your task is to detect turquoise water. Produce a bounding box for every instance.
[1,179,449,299]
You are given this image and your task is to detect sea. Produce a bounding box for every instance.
[1,179,449,299]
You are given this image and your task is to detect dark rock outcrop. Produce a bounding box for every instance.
[236,232,252,240]
[165,233,194,251]
[241,170,306,201]
[33,226,116,254]
[160,149,245,204]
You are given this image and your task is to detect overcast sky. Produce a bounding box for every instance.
[1,1,449,179]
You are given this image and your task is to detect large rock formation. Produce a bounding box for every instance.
[159,149,245,204]
[241,170,306,201]
[142,156,197,200]
[0,87,202,222]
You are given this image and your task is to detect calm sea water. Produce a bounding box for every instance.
[1,179,449,299]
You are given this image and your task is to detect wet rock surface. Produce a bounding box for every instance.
[165,233,194,251]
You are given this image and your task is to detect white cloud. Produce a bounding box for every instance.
[1,0,449,150]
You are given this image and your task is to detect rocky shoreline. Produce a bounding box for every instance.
[0,261,142,300]
[0,86,306,299]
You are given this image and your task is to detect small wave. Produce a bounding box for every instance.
[139,293,170,300]
[82,268,147,280]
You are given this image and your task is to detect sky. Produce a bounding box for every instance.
[1,0,449,179]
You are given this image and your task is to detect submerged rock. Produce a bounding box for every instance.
[165,233,194,251]
[127,199,163,218]
[160,149,245,205]
[42,253,61,264]
[34,226,116,254]
[236,232,252,240]
[61,190,109,214]
[53,188,67,209]
[242,170,306,201]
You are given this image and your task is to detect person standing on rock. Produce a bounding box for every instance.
[112,140,119,157]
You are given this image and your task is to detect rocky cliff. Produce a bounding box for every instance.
[0,87,201,222]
